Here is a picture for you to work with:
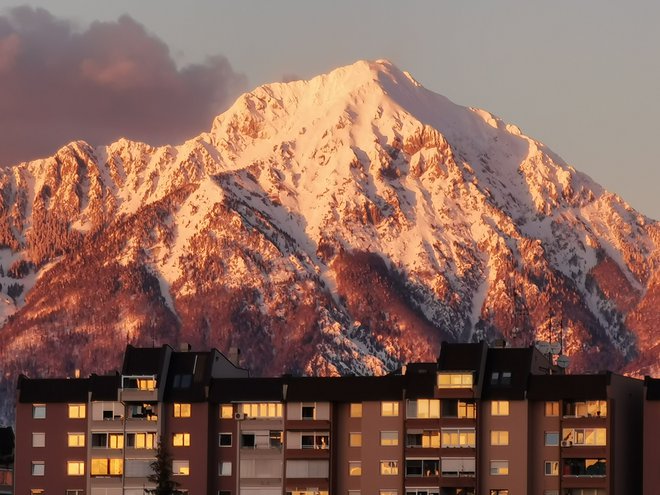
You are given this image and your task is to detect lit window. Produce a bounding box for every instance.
[173,460,189,476]
[561,428,607,446]
[437,372,473,388]
[31,461,45,476]
[30,490,44,495]
[32,404,46,419]
[239,403,283,418]
[350,403,362,417]
[174,403,191,418]
[491,401,510,416]
[544,460,559,476]
[544,432,559,446]
[220,404,233,418]
[67,461,85,476]
[406,399,440,418]
[172,433,191,447]
[545,401,560,416]
[109,433,124,449]
[68,433,85,447]
[380,431,398,446]
[564,400,607,418]
[32,432,45,448]
[380,491,397,495]
[68,404,86,419]
[349,432,362,447]
[490,460,509,475]
[489,491,509,495]
[405,430,440,448]
[490,430,509,446]
[381,402,399,416]
[137,378,156,391]
[380,460,398,475]
[126,432,156,449]
[219,461,232,476]
[442,428,476,448]
[219,433,232,447]
[91,458,123,476]
[349,461,362,476]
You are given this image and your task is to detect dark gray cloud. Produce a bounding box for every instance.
[0,6,247,166]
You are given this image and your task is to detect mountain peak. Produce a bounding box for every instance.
[0,60,657,424]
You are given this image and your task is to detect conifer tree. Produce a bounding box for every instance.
[145,438,183,495]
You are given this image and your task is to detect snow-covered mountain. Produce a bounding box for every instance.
[0,59,658,418]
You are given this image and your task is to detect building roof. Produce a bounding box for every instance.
[403,363,438,399]
[528,373,610,400]
[482,347,536,400]
[17,375,90,403]
[89,374,121,401]
[163,351,214,402]
[121,344,171,380]
[284,375,404,402]
[209,377,284,403]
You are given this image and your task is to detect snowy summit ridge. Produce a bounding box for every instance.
[0,60,658,419]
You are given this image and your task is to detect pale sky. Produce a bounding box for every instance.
[1,1,658,219]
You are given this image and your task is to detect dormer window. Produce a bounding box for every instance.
[491,371,512,386]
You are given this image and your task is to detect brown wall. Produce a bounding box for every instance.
[609,375,643,495]
[335,401,403,494]
[163,401,210,494]
[643,399,660,495]
[15,401,87,495]
[478,400,528,495]
[528,400,561,495]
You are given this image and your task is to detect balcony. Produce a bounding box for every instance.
[120,375,158,402]
[562,458,606,478]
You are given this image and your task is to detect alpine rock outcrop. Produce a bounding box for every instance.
[0,60,657,420]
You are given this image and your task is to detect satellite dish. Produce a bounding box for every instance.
[557,355,570,368]
[549,342,562,355]
[535,341,551,354]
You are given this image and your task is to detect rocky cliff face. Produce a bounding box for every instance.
[0,60,657,420]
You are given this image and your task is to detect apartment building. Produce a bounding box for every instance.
[643,377,660,495]
[15,342,647,495]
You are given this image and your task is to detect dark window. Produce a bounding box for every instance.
[219,433,232,447]
[270,430,283,448]
[241,433,255,448]
[91,433,107,448]
[302,405,315,419]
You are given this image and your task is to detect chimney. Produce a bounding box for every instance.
[74,369,81,379]
[228,347,241,367]
[179,343,192,352]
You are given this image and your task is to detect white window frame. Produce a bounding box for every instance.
[380,431,398,446]
[219,461,232,476]
[490,460,509,475]
[32,404,46,419]
[32,432,45,448]
[172,459,189,476]
[219,432,232,447]
[31,461,45,476]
